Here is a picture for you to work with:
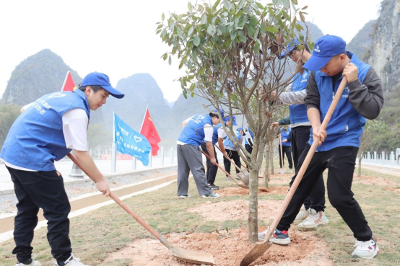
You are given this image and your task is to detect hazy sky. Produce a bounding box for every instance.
[0,0,382,102]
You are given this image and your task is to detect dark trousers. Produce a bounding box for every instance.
[7,167,72,263]
[200,142,219,185]
[290,126,325,212]
[223,149,241,176]
[277,145,373,241]
[245,144,252,167]
[278,145,293,169]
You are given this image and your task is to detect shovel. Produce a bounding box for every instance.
[240,77,348,266]
[67,153,215,265]
[201,150,248,189]
[215,145,250,186]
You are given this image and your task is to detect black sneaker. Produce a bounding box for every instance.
[202,192,220,198]
[258,227,291,245]
[209,184,220,190]
[178,194,191,199]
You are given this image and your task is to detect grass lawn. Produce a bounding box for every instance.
[0,163,399,265]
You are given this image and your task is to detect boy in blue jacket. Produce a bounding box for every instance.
[261,35,384,259]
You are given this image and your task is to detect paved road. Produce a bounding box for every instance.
[0,156,177,192]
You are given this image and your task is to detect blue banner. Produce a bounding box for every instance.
[114,113,151,166]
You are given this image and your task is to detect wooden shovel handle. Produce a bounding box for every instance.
[201,150,240,185]
[66,153,161,241]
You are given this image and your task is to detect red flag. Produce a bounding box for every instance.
[140,107,161,156]
[61,71,77,91]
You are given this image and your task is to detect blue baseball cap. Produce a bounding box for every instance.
[278,38,300,59]
[211,109,225,120]
[224,115,237,125]
[237,127,243,131]
[81,72,124,99]
[303,35,346,71]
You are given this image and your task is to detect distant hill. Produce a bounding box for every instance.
[1,49,82,106]
[303,21,324,42]
[0,49,104,123]
[347,20,377,61]
[101,73,172,141]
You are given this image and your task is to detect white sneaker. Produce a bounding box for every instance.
[15,259,41,266]
[55,254,90,266]
[202,192,220,198]
[294,204,309,222]
[352,239,379,259]
[297,208,329,228]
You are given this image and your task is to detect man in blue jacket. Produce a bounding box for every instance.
[261,35,384,259]
[177,110,221,198]
[1,72,124,266]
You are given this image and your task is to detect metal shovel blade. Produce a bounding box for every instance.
[171,246,215,265]
[238,171,249,186]
[240,241,272,266]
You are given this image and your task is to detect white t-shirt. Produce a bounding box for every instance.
[4,108,88,171]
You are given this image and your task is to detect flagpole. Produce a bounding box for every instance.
[111,111,116,173]
[60,71,70,91]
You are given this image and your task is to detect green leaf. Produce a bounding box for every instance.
[299,11,305,23]
[281,0,290,9]
[191,91,195,97]
[193,35,200,46]
[207,24,216,35]
[201,14,207,24]
[291,0,298,4]
[212,0,221,11]
[254,40,261,54]
[250,15,258,26]
[231,94,238,104]
[188,26,194,36]
[260,22,267,36]
[265,26,279,33]
[168,56,172,65]
[188,2,192,12]
[177,27,183,37]
[183,89,188,99]
[256,2,264,9]
[162,13,165,21]
[161,53,168,61]
[161,28,167,38]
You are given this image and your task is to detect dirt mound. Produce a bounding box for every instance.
[104,227,333,265]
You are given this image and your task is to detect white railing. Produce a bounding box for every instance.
[360,151,400,168]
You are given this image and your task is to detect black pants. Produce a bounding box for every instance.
[200,143,219,185]
[7,167,72,263]
[277,145,373,241]
[278,145,293,169]
[290,126,325,212]
[223,149,241,176]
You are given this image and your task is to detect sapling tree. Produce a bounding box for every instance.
[158,0,310,242]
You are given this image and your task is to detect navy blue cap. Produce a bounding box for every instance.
[278,38,300,59]
[82,72,124,99]
[211,109,225,121]
[224,115,237,125]
[303,35,346,71]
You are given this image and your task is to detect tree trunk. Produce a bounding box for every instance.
[358,156,362,177]
[248,168,258,243]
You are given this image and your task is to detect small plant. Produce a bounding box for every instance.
[216,227,231,240]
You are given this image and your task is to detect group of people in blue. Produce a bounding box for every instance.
[0,32,384,265]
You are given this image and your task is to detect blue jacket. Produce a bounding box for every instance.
[280,129,291,147]
[178,114,213,145]
[289,71,309,124]
[223,131,243,151]
[309,52,370,151]
[0,90,90,171]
